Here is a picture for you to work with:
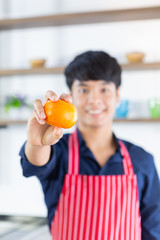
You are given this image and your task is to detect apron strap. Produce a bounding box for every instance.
[119,140,134,175]
[68,129,80,174]
[68,130,134,175]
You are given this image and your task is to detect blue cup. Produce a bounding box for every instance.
[115,100,129,118]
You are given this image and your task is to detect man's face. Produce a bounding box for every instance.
[71,80,120,129]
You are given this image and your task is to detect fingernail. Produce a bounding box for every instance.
[54,127,62,136]
[66,95,72,102]
[51,96,58,102]
[40,112,46,119]
[39,119,45,124]
[66,97,71,102]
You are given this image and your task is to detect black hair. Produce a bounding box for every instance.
[64,50,121,90]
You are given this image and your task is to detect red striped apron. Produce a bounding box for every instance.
[51,129,141,240]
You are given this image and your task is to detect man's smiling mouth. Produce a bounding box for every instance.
[87,109,105,115]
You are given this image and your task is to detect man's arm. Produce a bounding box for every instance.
[141,159,160,240]
[25,142,51,166]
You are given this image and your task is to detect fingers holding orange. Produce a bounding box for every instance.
[45,90,58,103]
[41,126,63,145]
[32,91,77,129]
[44,99,78,129]
[33,110,45,125]
[59,93,72,103]
[33,99,46,124]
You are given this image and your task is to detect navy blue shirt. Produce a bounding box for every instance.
[20,129,160,239]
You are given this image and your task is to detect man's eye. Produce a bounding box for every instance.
[79,88,88,94]
[101,88,109,93]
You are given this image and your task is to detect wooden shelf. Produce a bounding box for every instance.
[121,62,160,71]
[0,6,160,31]
[0,62,160,76]
[0,66,65,76]
[0,120,27,127]
[114,118,160,123]
[0,118,160,127]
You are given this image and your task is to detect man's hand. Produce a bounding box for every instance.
[25,91,72,166]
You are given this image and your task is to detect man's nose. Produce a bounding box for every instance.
[88,90,102,104]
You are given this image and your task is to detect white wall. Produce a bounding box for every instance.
[0,0,160,216]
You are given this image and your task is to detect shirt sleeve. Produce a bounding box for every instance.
[140,156,160,240]
[19,142,58,180]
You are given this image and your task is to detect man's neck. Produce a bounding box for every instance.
[78,124,114,151]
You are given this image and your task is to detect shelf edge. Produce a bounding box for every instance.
[0,6,160,31]
[1,118,160,127]
[1,62,160,76]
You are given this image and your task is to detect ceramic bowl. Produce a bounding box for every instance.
[126,52,145,63]
[30,59,46,68]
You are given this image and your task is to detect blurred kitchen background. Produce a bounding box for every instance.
[0,0,160,238]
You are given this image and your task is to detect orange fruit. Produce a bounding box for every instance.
[44,99,78,128]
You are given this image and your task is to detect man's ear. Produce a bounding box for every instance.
[116,87,120,104]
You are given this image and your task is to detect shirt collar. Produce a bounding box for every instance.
[76,128,123,164]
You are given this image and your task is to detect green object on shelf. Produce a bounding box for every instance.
[4,94,32,113]
[149,98,160,118]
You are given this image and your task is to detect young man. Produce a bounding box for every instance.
[20,51,160,239]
